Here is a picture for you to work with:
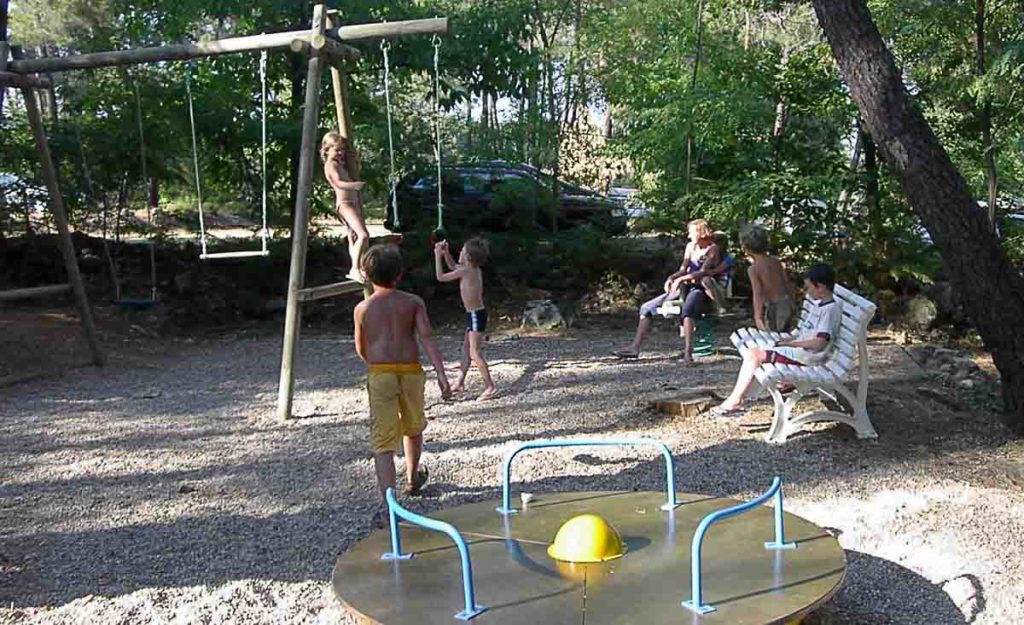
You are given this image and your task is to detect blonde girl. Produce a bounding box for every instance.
[321,131,369,282]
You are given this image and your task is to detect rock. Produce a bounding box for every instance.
[957,379,976,390]
[521,300,565,331]
[942,575,982,622]
[263,298,287,314]
[904,295,938,330]
[173,271,198,295]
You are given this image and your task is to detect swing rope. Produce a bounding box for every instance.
[133,77,158,302]
[431,34,444,232]
[381,39,400,231]
[259,48,269,254]
[184,62,208,258]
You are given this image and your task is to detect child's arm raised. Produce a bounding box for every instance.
[434,243,465,282]
[442,244,459,271]
[353,301,369,363]
[414,296,451,398]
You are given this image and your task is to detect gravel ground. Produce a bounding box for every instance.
[1,322,1022,624]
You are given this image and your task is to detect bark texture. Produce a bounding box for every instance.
[813,0,1024,431]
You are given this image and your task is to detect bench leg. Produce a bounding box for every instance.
[764,386,804,444]
[830,382,878,439]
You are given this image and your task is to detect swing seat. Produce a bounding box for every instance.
[117,298,156,310]
[200,250,270,260]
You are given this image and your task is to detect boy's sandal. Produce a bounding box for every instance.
[613,349,639,360]
[402,466,430,497]
[709,405,746,417]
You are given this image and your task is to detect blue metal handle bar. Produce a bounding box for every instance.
[681,476,796,615]
[380,488,487,620]
[496,438,678,514]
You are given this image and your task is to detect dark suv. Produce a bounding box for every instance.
[385,161,627,236]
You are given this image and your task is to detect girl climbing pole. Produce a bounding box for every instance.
[321,131,369,283]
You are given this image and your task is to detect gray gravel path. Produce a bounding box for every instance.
[1,325,1021,624]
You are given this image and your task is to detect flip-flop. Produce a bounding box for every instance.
[613,350,639,360]
[709,405,746,417]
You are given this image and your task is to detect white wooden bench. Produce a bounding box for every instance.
[729,284,878,444]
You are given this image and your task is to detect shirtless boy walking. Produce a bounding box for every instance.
[434,237,498,400]
[354,244,450,525]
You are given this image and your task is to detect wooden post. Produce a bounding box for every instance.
[325,16,356,173]
[22,87,105,366]
[277,4,327,421]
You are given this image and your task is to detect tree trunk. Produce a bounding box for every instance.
[684,0,704,198]
[976,0,998,227]
[813,0,1024,431]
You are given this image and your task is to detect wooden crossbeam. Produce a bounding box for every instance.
[7,30,314,74]
[296,280,364,302]
[0,283,72,302]
[0,70,52,90]
[333,17,449,42]
[289,34,361,61]
[6,18,448,75]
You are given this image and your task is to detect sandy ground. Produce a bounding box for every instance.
[1,320,1022,624]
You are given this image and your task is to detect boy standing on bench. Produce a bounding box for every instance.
[711,264,842,416]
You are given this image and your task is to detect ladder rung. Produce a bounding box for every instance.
[200,250,270,260]
[296,280,364,302]
[0,283,71,302]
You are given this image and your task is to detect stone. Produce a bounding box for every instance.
[173,271,197,295]
[521,300,565,331]
[904,295,938,330]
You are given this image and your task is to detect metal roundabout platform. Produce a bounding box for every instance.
[332,439,846,625]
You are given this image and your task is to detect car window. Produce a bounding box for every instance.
[412,175,436,190]
[461,171,492,196]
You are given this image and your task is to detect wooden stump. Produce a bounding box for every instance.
[646,389,721,419]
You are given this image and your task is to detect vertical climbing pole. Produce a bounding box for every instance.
[21,85,105,366]
[325,12,371,300]
[277,4,327,421]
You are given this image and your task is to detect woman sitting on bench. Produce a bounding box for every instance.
[614,219,723,364]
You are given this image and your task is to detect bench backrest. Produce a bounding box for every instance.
[794,283,877,377]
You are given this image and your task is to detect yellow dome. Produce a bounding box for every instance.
[547,514,626,563]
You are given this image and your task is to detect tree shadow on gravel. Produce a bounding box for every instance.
[807,550,969,625]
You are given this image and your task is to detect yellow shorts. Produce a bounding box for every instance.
[367,363,426,454]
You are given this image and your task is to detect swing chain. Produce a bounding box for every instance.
[432,34,444,231]
[381,38,400,230]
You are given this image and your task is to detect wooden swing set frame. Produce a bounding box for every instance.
[1,5,449,418]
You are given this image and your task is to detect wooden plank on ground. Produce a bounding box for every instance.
[645,389,721,419]
[0,283,71,302]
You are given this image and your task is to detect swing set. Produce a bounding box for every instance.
[2,6,449,418]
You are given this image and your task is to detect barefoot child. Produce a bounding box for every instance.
[355,244,451,526]
[434,237,498,401]
[322,131,369,282]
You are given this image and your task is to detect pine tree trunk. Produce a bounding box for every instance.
[813,0,1024,431]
